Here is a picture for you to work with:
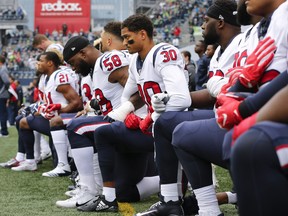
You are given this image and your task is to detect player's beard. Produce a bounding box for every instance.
[237,1,252,25]
[203,26,219,45]
[77,59,93,76]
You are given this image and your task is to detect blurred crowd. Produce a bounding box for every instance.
[151,0,212,44]
[0,6,25,21]
[0,0,212,81]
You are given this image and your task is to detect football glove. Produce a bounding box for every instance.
[24,102,47,116]
[238,36,276,88]
[206,76,228,98]
[18,105,31,117]
[221,66,243,93]
[45,103,67,113]
[106,101,135,122]
[89,99,102,115]
[37,102,48,114]
[216,92,249,129]
[232,113,257,145]
[41,110,57,120]
[151,92,170,113]
[124,113,141,129]
[139,113,153,135]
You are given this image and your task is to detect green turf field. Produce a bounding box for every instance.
[0,126,238,216]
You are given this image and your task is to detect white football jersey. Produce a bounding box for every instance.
[80,75,93,106]
[239,1,288,87]
[127,42,191,112]
[92,49,130,116]
[258,1,288,86]
[208,33,243,78]
[43,67,78,105]
[120,50,133,62]
[60,65,79,92]
[232,23,260,68]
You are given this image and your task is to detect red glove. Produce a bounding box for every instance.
[124,113,141,129]
[232,113,257,145]
[221,66,243,93]
[45,104,62,113]
[238,37,276,88]
[37,103,47,114]
[216,92,252,108]
[139,113,153,135]
[41,111,56,120]
[216,93,245,129]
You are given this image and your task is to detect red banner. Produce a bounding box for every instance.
[34,0,91,34]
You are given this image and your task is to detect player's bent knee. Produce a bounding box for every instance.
[19,117,30,129]
[49,115,63,127]
[172,121,202,149]
[155,111,178,128]
[94,124,113,142]
[231,129,260,163]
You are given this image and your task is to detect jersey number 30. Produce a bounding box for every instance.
[161,49,177,62]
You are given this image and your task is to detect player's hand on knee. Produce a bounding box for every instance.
[34,102,48,115]
[124,113,141,129]
[216,93,245,129]
[41,110,57,120]
[151,92,169,113]
[75,109,86,118]
[139,113,153,135]
[89,99,102,115]
[46,103,66,113]
[18,105,31,117]
[106,101,135,122]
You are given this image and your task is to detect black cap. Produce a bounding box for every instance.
[63,36,89,62]
[206,1,240,27]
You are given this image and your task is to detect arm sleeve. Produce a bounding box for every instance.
[239,71,288,118]
[160,64,191,111]
[121,68,138,103]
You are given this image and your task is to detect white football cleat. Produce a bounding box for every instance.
[56,186,98,208]
[65,186,81,197]
[11,160,37,171]
[41,151,52,160]
[42,162,71,177]
[0,158,21,168]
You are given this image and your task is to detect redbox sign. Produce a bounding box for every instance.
[35,0,90,33]
[41,1,82,12]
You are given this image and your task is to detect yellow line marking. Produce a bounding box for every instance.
[119,202,135,216]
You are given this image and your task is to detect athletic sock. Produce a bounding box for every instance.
[137,176,160,200]
[161,183,180,202]
[194,185,221,215]
[51,130,68,165]
[71,147,96,193]
[103,187,116,202]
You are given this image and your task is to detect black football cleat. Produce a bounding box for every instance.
[182,194,199,216]
[77,195,118,212]
[135,199,184,216]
